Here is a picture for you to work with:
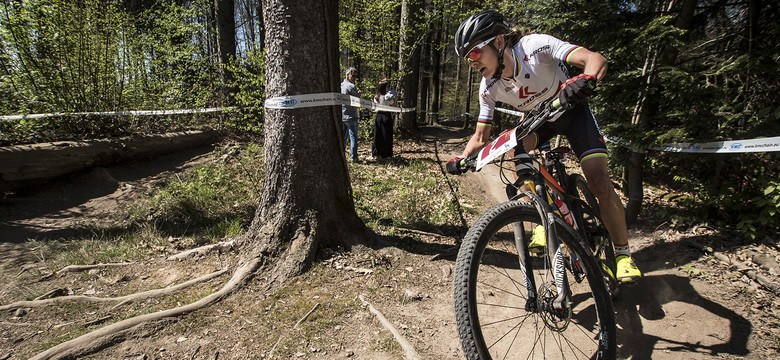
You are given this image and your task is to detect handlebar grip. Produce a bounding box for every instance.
[462,154,478,172]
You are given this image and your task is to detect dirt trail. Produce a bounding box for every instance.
[0,127,777,359]
[426,125,774,359]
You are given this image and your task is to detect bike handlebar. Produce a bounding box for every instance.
[460,98,564,172]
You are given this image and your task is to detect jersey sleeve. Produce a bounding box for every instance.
[476,79,496,128]
[524,34,583,66]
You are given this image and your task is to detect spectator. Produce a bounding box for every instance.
[372,78,396,160]
[341,67,362,163]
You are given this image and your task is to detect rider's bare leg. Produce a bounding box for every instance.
[579,156,629,247]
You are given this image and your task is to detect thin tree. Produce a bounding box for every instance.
[215,0,237,103]
[397,0,422,133]
[624,0,697,222]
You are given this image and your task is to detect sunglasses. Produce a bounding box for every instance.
[464,36,497,63]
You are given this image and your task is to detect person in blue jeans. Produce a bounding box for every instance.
[341,67,362,163]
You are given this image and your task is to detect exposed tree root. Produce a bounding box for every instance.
[39,262,135,281]
[1,269,228,311]
[359,294,422,360]
[166,240,236,261]
[29,257,260,360]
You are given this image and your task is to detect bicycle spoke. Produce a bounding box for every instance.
[454,201,615,359]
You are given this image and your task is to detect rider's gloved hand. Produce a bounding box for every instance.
[446,155,466,175]
[558,74,597,110]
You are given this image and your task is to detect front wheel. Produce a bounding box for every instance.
[453,200,616,359]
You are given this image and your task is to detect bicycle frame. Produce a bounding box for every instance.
[510,152,586,311]
[460,98,610,310]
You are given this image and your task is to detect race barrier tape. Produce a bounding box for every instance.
[264,92,416,113]
[606,136,780,154]
[495,107,525,118]
[1,107,238,122]
[493,106,780,154]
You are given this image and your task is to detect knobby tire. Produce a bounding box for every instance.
[453,200,616,359]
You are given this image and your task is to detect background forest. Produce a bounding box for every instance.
[1,0,778,238]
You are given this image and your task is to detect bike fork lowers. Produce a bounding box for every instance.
[528,189,572,311]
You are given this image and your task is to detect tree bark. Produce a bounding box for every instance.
[215,0,237,103]
[397,0,422,133]
[430,15,442,125]
[463,69,473,130]
[419,31,430,125]
[241,0,367,286]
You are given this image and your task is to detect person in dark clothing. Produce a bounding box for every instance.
[372,78,397,160]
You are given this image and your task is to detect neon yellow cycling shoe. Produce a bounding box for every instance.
[528,225,546,253]
[616,255,642,283]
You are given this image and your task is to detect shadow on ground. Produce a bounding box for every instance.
[0,146,215,243]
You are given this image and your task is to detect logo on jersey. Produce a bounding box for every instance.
[523,55,530,61]
[529,45,551,58]
[518,87,537,99]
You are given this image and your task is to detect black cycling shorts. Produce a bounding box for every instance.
[526,102,608,163]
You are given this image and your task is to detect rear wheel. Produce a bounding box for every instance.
[453,200,616,359]
[568,174,619,298]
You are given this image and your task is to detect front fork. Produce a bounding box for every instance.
[510,182,572,312]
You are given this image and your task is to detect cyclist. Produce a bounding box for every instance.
[446,10,641,283]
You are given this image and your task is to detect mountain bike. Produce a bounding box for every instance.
[453,98,618,359]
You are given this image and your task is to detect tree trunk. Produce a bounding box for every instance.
[430,16,442,125]
[397,0,421,133]
[240,0,367,286]
[452,54,462,118]
[214,0,236,103]
[419,32,430,125]
[463,69,473,130]
[0,130,218,191]
[624,0,698,224]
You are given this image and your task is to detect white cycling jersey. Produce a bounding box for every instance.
[476,34,583,127]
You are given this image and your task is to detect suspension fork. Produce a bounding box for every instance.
[527,176,571,311]
[511,221,537,311]
[508,180,539,311]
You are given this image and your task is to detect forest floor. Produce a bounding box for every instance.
[1,125,779,359]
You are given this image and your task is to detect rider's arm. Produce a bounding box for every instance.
[462,125,491,158]
[565,47,607,81]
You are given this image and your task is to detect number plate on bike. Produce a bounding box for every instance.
[476,128,518,171]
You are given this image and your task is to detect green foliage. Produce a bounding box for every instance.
[126,143,263,237]
[223,49,265,136]
[350,158,461,231]
[729,179,780,240]
[0,0,247,145]
[339,0,403,88]
[679,264,706,278]
[0,0,216,114]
